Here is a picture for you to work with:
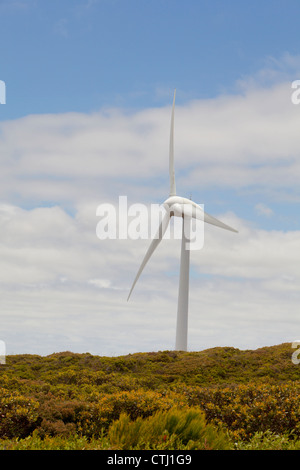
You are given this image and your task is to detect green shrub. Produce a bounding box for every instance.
[77,389,187,437]
[0,388,40,439]
[234,431,300,450]
[36,399,86,437]
[107,407,231,450]
[0,430,110,450]
[187,382,300,440]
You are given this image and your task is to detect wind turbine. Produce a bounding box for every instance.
[127,90,238,351]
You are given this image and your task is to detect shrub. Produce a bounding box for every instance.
[0,388,40,439]
[187,382,300,440]
[107,407,231,450]
[234,431,300,450]
[0,430,110,450]
[77,389,187,437]
[35,399,86,437]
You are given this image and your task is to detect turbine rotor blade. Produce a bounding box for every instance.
[169,89,176,197]
[127,212,171,301]
[202,210,238,233]
[175,203,238,233]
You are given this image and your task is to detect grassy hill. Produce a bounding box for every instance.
[0,342,300,449]
[4,342,299,384]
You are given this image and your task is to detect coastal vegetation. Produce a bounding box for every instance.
[0,343,299,450]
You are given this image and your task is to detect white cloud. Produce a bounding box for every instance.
[0,0,36,12]
[1,79,300,209]
[53,18,69,37]
[0,202,299,355]
[255,203,274,217]
[236,53,300,90]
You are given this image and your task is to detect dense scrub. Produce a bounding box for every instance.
[0,343,299,449]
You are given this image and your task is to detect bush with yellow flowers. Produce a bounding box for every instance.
[0,388,40,439]
[77,388,188,437]
[186,382,300,440]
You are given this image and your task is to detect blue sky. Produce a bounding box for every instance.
[1,0,300,117]
[1,0,300,356]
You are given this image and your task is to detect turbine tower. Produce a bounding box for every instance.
[127,90,238,351]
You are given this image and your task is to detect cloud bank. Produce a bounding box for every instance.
[1,67,300,355]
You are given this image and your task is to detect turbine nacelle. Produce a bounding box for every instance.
[163,195,237,233]
[163,196,202,219]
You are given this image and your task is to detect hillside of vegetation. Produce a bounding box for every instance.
[0,342,300,450]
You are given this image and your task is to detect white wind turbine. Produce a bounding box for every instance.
[127,90,238,351]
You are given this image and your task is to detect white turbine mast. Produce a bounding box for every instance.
[127,89,238,351]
